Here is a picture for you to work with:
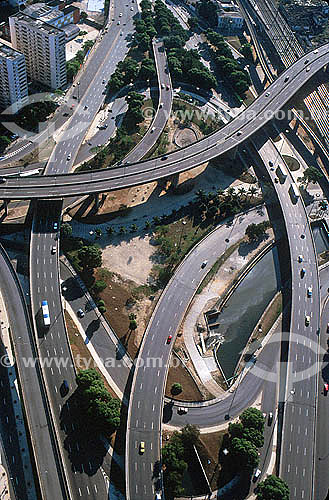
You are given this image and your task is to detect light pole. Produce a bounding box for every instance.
[178,220,187,253]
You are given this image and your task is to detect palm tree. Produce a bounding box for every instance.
[195,189,207,205]
[119,226,127,234]
[238,186,246,198]
[106,226,114,236]
[248,186,258,201]
[144,220,151,230]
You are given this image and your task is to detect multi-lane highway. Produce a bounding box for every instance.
[0,244,68,499]
[122,39,173,164]
[126,206,277,499]
[255,136,320,500]
[0,42,328,198]
[27,1,140,499]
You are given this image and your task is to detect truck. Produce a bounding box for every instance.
[276,164,288,182]
[289,183,300,203]
[41,300,50,327]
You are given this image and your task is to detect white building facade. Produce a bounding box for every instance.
[9,12,66,89]
[0,42,28,112]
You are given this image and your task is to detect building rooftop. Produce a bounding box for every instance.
[0,41,23,59]
[11,12,64,35]
[23,3,64,22]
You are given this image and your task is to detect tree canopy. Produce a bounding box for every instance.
[78,245,102,270]
[255,475,290,500]
[298,166,323,186]
[76,369,121,434]
[240,407,265,431]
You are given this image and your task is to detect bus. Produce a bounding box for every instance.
[41,300,50,327]
[289,183,300,203]
[276,164,288,182]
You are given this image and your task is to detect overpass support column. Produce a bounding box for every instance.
[2,200,8,217]
[94,194,100,211]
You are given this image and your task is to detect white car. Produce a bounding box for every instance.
[307,287,312,297]
[67,153,71,160]
[253,469,261,481]
[306,67,311,72]
[201,260,208,268]
[119,12,122,16]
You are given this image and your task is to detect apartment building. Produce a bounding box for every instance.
[9,12,66,89]
[23,2,80,28]
[0,42,28,112]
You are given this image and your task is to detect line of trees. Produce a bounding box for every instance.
[134,0,217,91]
[206,29,251,97]
[76,368,121,434]
[66,40,94,80]
[162,425,200,499]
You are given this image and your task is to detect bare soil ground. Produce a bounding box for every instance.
[165,353,203,401]
[94,268,159,359]
[64,310,117,397]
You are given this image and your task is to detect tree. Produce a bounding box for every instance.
[240,407,265,432]
[139,59,156,81]
[60,222,72,239]
[144,220,151,230]
[78,245,102,270]
[298,166,323,187]
[181,424,200,448]
[197,0,218,27]
[92,280,107,293]
[76,368,101,391]
[228,421,243,438]
[230,437,259,471]
[245,221,270,242]
[0,136,11,150]
[171,383,182,395]
[241,43,253,60]
[242,427,264,448]
[255,475,290,500]
[188,16,199,30]
[106,226,114,237]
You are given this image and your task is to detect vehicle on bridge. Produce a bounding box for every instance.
[289,183,300,203]
[41,300,50,328]
[276,164,288,182]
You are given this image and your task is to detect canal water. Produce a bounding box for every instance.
[215,247,281,381]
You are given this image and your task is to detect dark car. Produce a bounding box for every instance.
[60,379,69,397]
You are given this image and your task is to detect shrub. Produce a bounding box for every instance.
[99,305,106,313]
[93,280,107,293]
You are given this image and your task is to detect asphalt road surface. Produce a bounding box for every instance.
[0,43,327,198]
